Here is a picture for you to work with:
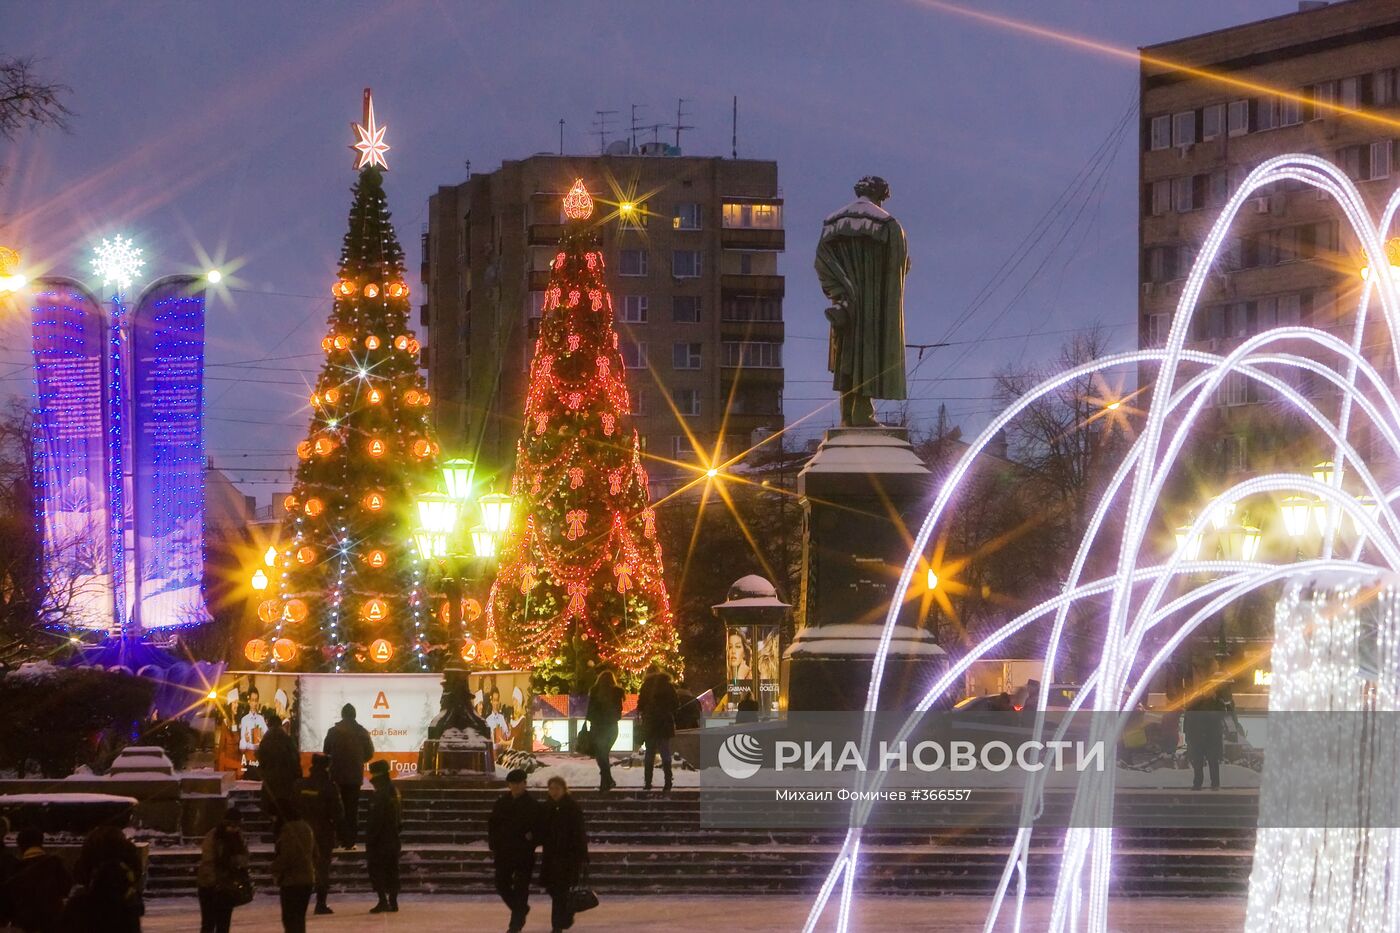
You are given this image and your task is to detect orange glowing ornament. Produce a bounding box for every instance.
[323,387,341,405]
[304,498,324,517]
[334,279,356,297]
[296,546,316,565]
[313,436,336,457]
[271,638,297,663]
[369,638,395,664]
[283,494,299,511]
[403,389,422,406]
[367,387,383,405]
[257,599,282,623]
[367,437,387,458]
[283,598,309,623]
[333,335,351,351]
[363,491,385,512]
[321,336,334,352]
[297,441,314,460]
[460,637,478,663]
[478,638,498,665]
[364,283,380,298]
[412,438,436,459]
[463,597,482,623]
[394,335,410,351]
[365,334,381,350]
[563,178,594,221]
[407,338,421,355]
[244,639,270,664]
[387,282,408,298]
[365,549,388,569]
[362,598,389,623]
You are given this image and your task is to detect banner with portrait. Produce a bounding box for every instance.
[725,624,781,711]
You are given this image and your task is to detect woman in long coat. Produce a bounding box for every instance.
[539,776,588,931]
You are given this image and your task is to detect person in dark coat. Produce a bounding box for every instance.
[269,799,317,933]
[257,713,302,828]
[295,753,345,914]
[196,807,249,933]
[0,816,19,927]
[489,769,540,933]
[1183,686,1226,790]
[585,671,623,792]
[365,759,401,914]
[5,828,70,933]
[68,824,144,933]
[637,668,679,791]
[322,703,374,847]
[539,776,589,933]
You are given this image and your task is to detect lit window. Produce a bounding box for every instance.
[672,203,702,230]
[722,202,783,228]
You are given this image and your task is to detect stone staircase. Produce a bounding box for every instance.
[142,784,1256,898]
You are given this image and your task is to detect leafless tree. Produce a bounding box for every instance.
[0,56,72,140]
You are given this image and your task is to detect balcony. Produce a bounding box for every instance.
[721,274,784,296]
[720,227,785,250]
[528,223,565,245]
[720,319,784,342]
[528,269,552,290]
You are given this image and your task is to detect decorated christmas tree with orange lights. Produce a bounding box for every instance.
[247,91,440,672]
[487,179,681,691]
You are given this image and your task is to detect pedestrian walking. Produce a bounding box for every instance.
[257,713,302,829]
[68,824,144,933]
[1183,684,1226,791]
[269,799,317,933]
[585,671,623,791]
[637,667,679,791]
[295,753,345,914]
[488,768,540,933]
[196,807,250,933]
[4,829,70,933]
[539,776,589,933]
[365,759,401,914]
[322,703,374,847]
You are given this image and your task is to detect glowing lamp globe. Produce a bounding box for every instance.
[416,493,459,537]
[479,493,514,535]
[1313,460,1336,485]
[1240,525,1263,561]
[1280,496,1314,538]
[271,638,297,664]
[441,458,475,503]
[1174,525,1202,560]
[263,545,278,567]
[471,525,497,559]
[369,638,395,664]
[414,531,446,561]
[926,568,938,591]
[1360,237,1400,281]
[244,639,270,664]
[250,568,269,592]
[1207,499,1235,531]
[563,178,594,221]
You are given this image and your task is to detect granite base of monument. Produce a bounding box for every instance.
[784,427,949,712]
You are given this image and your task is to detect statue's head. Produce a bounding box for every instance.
[854,176,891,205]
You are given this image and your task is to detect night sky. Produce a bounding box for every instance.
[0,1,1294,504]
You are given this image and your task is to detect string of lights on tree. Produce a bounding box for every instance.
[245,90,440,671]
[487,179,682,690]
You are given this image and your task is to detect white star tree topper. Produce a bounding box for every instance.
[351,88,390,171]
[91,236,145,291]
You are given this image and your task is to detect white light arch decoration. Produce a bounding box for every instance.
[803,154,1400,933]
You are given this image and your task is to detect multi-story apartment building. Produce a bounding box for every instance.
[1139,0,1400,481]
[422,150,785,490]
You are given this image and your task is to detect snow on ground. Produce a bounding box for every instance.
[505,753,700,789]
[144,894,1247,932]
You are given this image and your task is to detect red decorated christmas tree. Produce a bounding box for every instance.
[247,91,440,672]
[487,179,681,691]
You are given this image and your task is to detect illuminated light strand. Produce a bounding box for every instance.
[807,154,1400,933]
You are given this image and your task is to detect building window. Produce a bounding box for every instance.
[722,341,782,368]
[1340,76,1361,109]
[1311,80,1336,119]
[673,296,702,323]
[1149,179,1171,216]
[1224,435,1248,473]
[1149,115,1172,151]
[619,249,648,276]
[671,436,691,459]
[1217,371,1250,407]
[620,341,648,369]
[672,342,702,370]
[1171,175,1195,213]
[1278,292,1302,326]
[1209,170,1228,206]
[673,202,702,230]
[1227,99,1250,135]
[723,202,783,228]
[722,296,782,322]
[1373,140,1393,179]
[1145,244,1193,282]
[1146,312,1170,347]
[1255,96,1280,132]
[1376,69,1396,107]
[1172,110,1196,147]
[672,250,703,278]
[619,295,648,323]
[674,388,701,416]
[1227,302,1248,338]
[630,389,647,416]
[1339,142,1392,181]
[1280,94,1303,127]
[1202,103,1225,141]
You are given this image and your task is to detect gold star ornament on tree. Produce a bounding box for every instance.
[351,87,390,171]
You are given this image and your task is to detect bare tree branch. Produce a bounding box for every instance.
[0,56,73,141]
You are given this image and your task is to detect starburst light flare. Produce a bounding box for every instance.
[802,154,1400,933]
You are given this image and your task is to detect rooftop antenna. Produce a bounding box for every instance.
[630,103,646,153]
[645,122,666,144]
[558,118,565,155]
[731,96,738,159]
[673,97,694,150]
[464,158,471,178]
[593,109,617,155]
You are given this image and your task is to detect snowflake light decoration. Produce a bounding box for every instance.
[91,236,145,291]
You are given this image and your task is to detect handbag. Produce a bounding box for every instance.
[575,724,593,756]
[215,867,255,908]
[568,864,599,913]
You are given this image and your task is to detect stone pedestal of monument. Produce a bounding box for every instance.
[783,427,947,711]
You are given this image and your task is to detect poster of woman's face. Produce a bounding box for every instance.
[756,628,780,682]
[726,629,752,683]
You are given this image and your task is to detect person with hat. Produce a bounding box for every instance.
[488,769,540,933]
[295,753,345,914]
[365,759,402,914]
[322,703,374,847]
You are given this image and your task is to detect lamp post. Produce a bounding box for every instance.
[414,459,513,665]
